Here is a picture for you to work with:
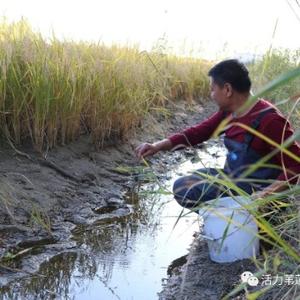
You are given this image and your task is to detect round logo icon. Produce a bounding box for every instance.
[241,271,253,283]
[240,271,259,286]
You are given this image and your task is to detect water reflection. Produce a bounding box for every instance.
[0,253,78,299]
[0,141,226,300]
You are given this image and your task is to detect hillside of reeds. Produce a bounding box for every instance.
[0,20,211,151]
[0,18,299,300]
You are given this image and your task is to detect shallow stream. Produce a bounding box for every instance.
[1,142,226,300]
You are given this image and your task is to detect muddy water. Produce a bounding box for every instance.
[1,142,226,300]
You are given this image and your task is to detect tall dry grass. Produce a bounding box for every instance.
[0,19,210,151]
[249,48,300,129]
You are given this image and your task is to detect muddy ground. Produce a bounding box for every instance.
[159,239,257,300]
[0,100,215,282]
[0,99,283,299]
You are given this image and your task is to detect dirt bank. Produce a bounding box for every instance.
[159,238,257,300]
[0,99,218,286]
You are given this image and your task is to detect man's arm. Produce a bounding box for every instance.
[135,110,225,159]
[168,110,225,147]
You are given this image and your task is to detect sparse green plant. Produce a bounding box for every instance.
[29,204,52,234]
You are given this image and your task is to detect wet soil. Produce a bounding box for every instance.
[159,238,256,300]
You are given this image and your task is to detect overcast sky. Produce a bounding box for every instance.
[1,0,299,59]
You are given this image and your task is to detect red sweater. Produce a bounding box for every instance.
[168,99,300,184]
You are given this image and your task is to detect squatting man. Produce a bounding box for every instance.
[135,59,300,210]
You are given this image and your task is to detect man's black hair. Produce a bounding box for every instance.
[208,59,251,93]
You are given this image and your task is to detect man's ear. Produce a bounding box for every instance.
[224,83,233,97]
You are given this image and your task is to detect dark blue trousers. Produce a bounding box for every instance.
[172,168,256,210]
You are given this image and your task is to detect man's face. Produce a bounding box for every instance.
[209,78,232,110]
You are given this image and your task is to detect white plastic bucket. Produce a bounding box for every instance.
[199,196,259,263]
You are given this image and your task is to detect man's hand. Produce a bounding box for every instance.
[252,180,288,201]
[251,190,270,201]
[135,139,173,160]
[135,143,159,159]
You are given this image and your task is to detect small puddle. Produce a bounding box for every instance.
[0,142,226,300]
